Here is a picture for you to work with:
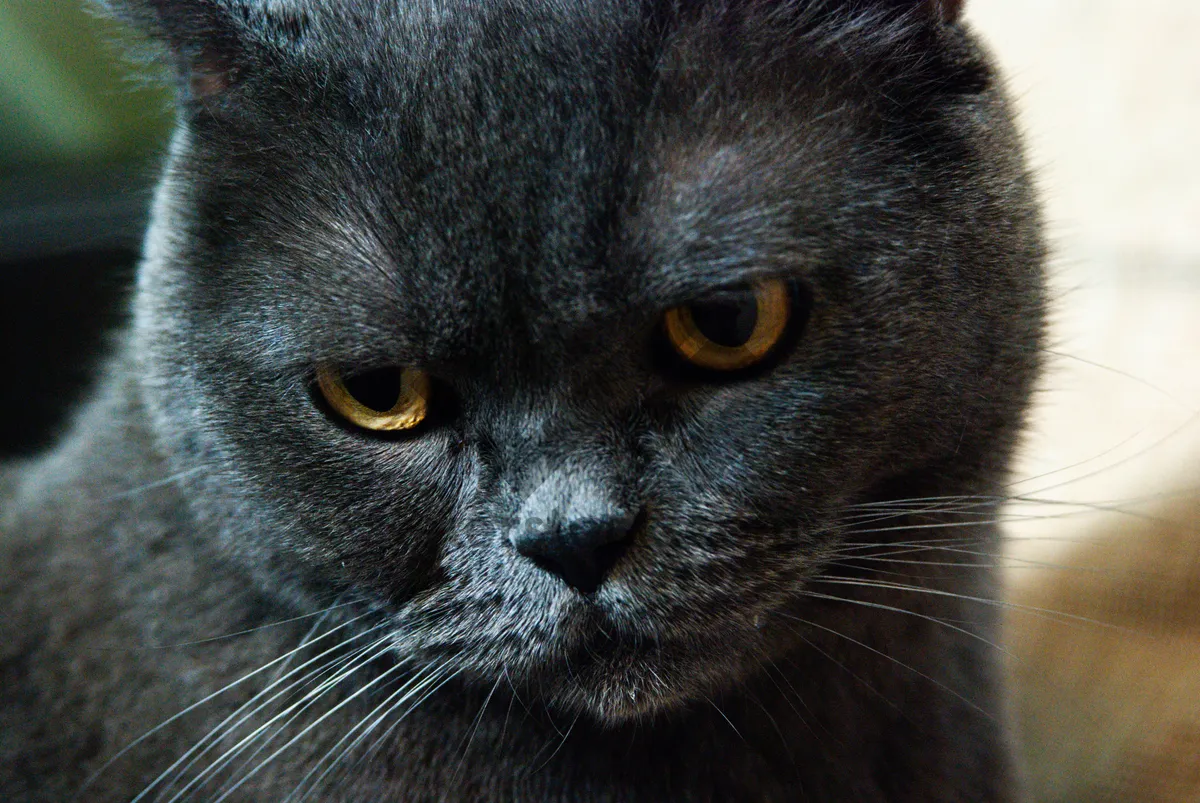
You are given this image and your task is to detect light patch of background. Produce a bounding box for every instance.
[965,1,1200,563]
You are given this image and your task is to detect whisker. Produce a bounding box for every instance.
[205,640,406,803]
[86,599,363,653]
[844,495,997,510]
[330,665,464,789]
[78,612,379,802]
[453,673,505,781]
[1040,347,1196,415]
[777,612,994,721]
[839,532,1139,554]
[786,633,901,716]
[139,624,391,801]
[269,597,354,685]
[700,694,744,742]
[1004,427,1146,492]
[1012,410,1200,501]
[830,499,1172,543]
[795,590,1008,656]
[828,552,1119,575]
[744,686,795,768]
[832,540,995,560]
[756,651,828,746]
[498,665,517,747]
[530,712,583,775]
[285,662,449,803]
[811,577,1124,631]
[838,503,1000,523]
[99,467,206,502]
[192,638,392,802]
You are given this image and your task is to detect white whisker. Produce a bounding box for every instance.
[98,468,207,502]
[796,590,1008,656]
[81,612,379,803]
[778,612,994,721]
[194,638,392,801]
[812,576,1123,631]
[331,665,465,788]
[203,640,404,803]
[136,623,389,800]
[286,662,449,803]
[452,673,505,782]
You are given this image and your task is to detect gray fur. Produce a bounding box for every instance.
[1,0,1043,799]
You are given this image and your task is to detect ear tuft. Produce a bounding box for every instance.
[929,0,964,24]
[94,0,247,100]
[864,0,965,24]
[188,45,239,98]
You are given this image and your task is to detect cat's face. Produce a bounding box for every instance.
[129,0,1041,722]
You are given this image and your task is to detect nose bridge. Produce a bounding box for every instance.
[507,405,636,530]
[509,460,639,595]
[486,386,639,500]
[516,462,623,534]
[490,398,642,594]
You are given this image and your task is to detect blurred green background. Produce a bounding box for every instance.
[1,0,171,455]
[0,0,169,169]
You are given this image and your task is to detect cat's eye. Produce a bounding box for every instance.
[662,278,793,372]
[315,364,431,432]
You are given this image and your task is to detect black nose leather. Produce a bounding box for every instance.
[511,512,637,594]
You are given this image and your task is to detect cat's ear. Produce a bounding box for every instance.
[842,0,964,24]
[95,0,271,100]
[920,0,964,23]
[885,0,965,24]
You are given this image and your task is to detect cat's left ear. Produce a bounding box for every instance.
[926,0,964,23]
[861,0,964,24]
[95,0,287,101]
[905,0,965,24]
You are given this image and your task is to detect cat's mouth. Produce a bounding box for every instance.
[485,600,774,724]
[545,609,775,723]
[387,556,792,724]
[552,636,711,721]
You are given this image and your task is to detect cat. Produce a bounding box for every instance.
[0,0,1045,800]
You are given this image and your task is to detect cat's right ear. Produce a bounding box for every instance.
[96,0,244,100]
[858,0,965,24]
[907,0,964,24]
[916,0,964,24]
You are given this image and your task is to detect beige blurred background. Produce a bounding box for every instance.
[965,1,1200,560]
[959,9,1200,798]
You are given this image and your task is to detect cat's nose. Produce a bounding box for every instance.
[510,511,638,595]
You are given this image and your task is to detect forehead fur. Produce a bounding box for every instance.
[140,0,990,373]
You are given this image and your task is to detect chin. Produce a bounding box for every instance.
[535,630,759,725]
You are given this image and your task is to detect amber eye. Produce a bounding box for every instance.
[316,364,431,432]
[662,278,792,371]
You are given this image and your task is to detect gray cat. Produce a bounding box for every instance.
[0,0,1044,800]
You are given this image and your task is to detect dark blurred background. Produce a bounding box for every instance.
[1,0,171,455]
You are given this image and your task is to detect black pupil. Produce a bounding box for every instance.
[690,291,758,348]
[344,367,404,412]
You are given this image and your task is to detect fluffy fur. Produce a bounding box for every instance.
[1,0,1043,799]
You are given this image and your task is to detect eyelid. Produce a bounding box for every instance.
[315,364,431,432]
[646,266,803,311]
[690,285,758,304]
[661,278,793,373]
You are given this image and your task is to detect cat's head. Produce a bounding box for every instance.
[114,0,1041,722]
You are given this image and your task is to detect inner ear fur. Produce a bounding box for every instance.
[855,0,965,24]
[98,0,276,100]
[927,0,964,24]
[97,0,250,100]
